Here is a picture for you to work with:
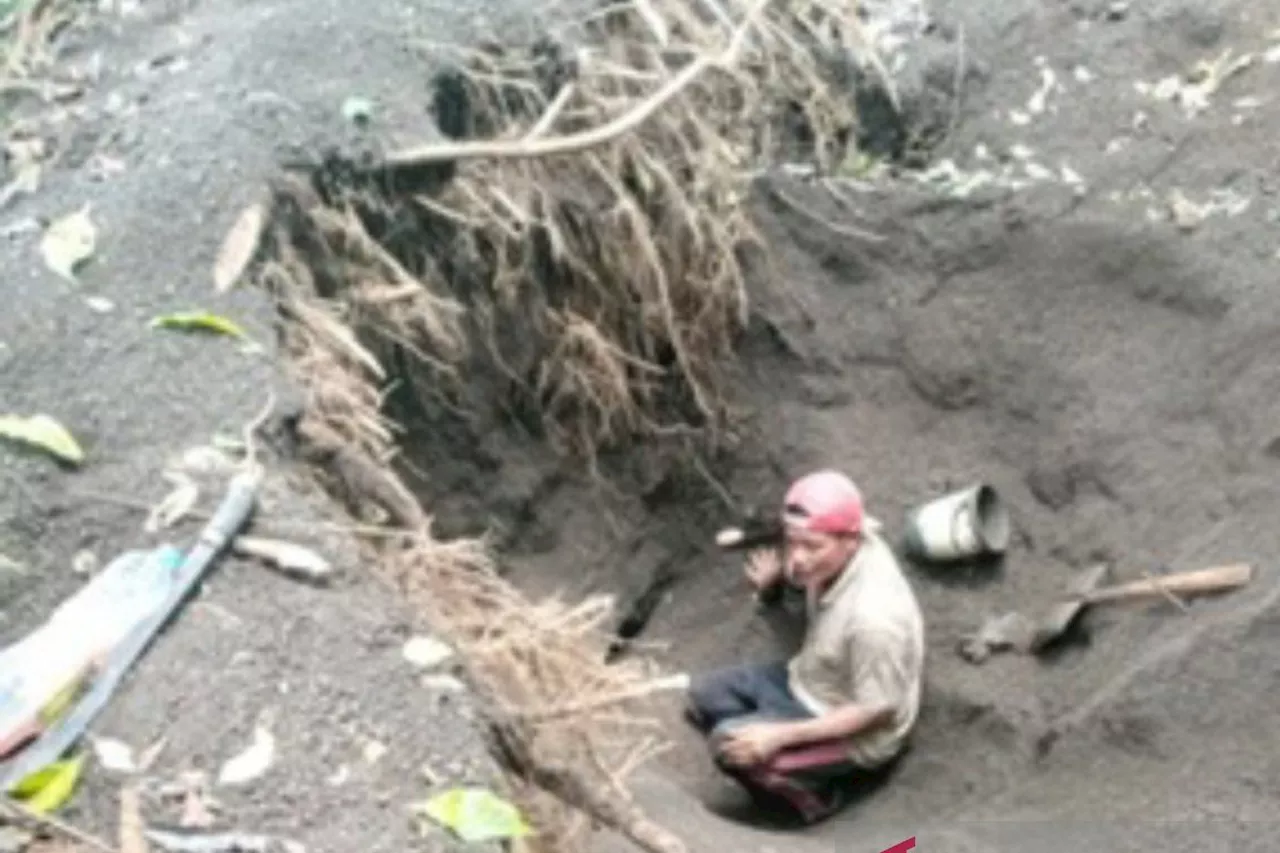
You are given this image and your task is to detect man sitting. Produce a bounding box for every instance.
[685,469,925,824]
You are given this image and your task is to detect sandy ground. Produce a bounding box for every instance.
[6,0,1280,852]
[0,0,534,850]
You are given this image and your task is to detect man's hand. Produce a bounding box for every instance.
[716,722,788,768]
[744,548,784,593]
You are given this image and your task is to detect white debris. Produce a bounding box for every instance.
[1009,144,1034,161]
[217,725,276,787]
[1027,65,1060,115]
[1073,66,1095,83]
[402,635,454,669]
[1009,110,1032,126]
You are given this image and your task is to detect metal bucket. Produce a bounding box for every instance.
[903,484,1010,562]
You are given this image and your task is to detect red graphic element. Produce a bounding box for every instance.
[878,838,917,853]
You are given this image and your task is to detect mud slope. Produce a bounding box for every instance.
[391,0,1280,850]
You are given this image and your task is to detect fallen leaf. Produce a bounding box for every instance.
[120,785,149,853]
[10,754,86,814]
[92,736,138,773]
[145,471,199,533]
[40,205,97,281]
[216,726,275,787]
[213,204,264,293]
[0,413,84,464]
[417,787,532,843]
[402,636,454,669]
[231,536,332,583]
[149,312,247,339]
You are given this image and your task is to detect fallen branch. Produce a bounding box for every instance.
[384,0,770,168]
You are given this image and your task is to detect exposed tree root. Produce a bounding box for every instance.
[244,0,885,847]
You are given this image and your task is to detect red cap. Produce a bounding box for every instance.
[782,470,864,536]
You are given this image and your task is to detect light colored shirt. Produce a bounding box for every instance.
[786,529,925,767]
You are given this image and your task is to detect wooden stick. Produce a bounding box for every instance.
[1084,563,1252,605]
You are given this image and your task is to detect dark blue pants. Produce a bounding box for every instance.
[685,660,812,734]
[686,661,857,823]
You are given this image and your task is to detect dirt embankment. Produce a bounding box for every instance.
[293,1,1280,851]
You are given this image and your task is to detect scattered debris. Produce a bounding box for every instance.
[149,312,247,340]
[119,784,148,853]
[0,826,34,853]
[415,787,532,844]
[145,472,200,533]
[71,550,98,576]
[957,611,1033,664]
[216,725,275,787]
[91,737,138,774]
[1072,65,1094,83]
[340,96,373,126]
[1026,58,1059,116]
[213,204,265,293]
[0,414,84,465]
[401,636,454,670]
[85,296,115,313]
[1,136,45,208]
[1138,49,1256,117]
[420,674,465,693]
[145,829,297,853]
[39,206,97,282]
[230,537,332,584]
[1167,187,1251,231]
[361,739,387,765]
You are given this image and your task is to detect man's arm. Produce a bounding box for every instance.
[775,626,909,750]
[771,700,895,750]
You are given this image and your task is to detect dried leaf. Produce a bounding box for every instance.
[93,736,138,773]
[149,312,247,339]
[216,726,275,787]
[40,205,97,281]
[120,784,149,853]
[145,471,199,533]
[9,754,86,814]
[0,413,84,464]
[417,787,532,843]
[213,204,264,293]
[231,536,332,583]
[402,636,454,669]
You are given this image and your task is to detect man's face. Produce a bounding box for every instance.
[785,526,857,589]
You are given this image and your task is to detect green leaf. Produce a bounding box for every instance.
[0,414,85,464]
[418,787,532,843]
[149,311,247,339]
[9,754,86,814]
